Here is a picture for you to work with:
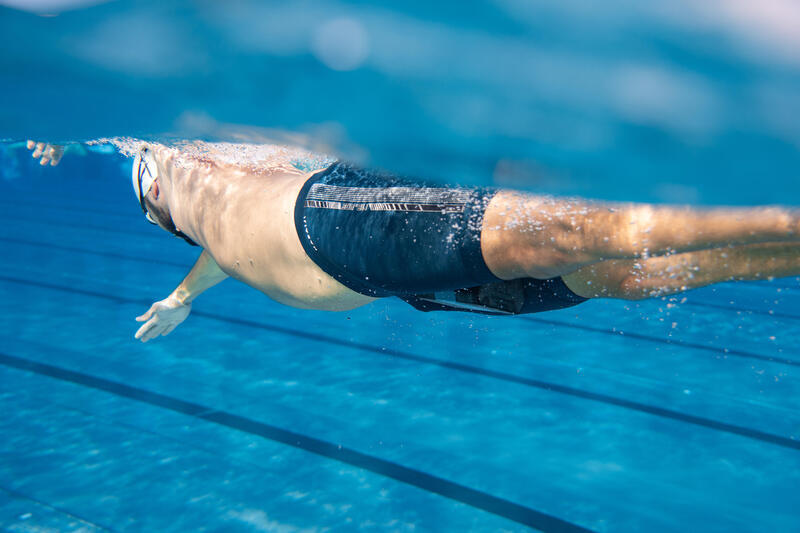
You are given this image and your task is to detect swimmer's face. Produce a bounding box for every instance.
[143,179,177,234]
[142,180,198,247]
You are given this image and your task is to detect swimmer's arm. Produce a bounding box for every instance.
[134,250,228,342]
[171,249,230,304]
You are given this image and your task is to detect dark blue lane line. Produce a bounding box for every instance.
[8,214,161,239]
[8,206,800,308]
[2,274,798,452]
[6,231,800,345]
[0,484,115,532]
[683,299,800,321]
[0,236,189,268]
[7,196,800,292]
[0,352,593,533]
[0,198,140,220]
[5,233,799,369]
[524,316,799,368]
[746,280,800,291]
[729,278,800,291]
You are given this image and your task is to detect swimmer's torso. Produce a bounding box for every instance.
[153,147,376,310]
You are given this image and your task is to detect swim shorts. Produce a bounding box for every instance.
[294,163,588,314]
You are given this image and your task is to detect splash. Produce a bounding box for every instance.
[92,137,337,175]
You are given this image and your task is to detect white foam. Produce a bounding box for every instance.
[93,137,336,175]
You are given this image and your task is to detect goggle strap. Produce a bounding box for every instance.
[137,150,158,225]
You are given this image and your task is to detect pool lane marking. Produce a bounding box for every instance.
[1,274,798,452]
[0,236,189,268]
[523,315,799,368]
[7,202,800,301]
[6,214,168,240]
[0,198,142,220]
[0,352,594,533]
[4,236,799,367]
[9,228,800,323]
[35,225,798,321]
[4,232,800,336]
[5,197,800,292]
[0,484,115,532]
[675,299,800,321]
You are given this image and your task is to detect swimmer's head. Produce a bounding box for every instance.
[132,147,199,246]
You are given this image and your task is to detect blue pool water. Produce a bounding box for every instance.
[1,1,800,532]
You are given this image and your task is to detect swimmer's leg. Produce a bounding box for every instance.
[560,242,800,300]
[481,191,800,279]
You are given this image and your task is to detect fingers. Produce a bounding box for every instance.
[40,145,54,166]
[32,142,45,159]
[135,306,156,322]
[49,145,64,166]
[135,318,161,342]
[134,321,152,341]
[134,299,189,342]
[28,142,65,166]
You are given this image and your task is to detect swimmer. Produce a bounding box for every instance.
[28,142,800,342]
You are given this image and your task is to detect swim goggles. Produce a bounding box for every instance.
[132,147,157,225]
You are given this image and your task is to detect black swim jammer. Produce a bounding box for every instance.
[294,163,588,315]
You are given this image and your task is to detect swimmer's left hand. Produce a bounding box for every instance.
[26,140,64,166]
[134,294,192,342]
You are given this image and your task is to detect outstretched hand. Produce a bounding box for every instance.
[135,295,192,342]
[27,140,65,166]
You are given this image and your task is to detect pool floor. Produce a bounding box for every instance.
[0,163,798,532]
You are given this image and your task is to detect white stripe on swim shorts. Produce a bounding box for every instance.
[306,184,474,205]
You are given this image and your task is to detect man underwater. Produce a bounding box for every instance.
[31,142,800,342]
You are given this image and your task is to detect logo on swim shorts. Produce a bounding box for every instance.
[306,184,472,213]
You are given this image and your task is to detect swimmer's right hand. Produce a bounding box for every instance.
[26,140,64,166]
[134,294,192,342]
